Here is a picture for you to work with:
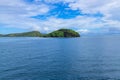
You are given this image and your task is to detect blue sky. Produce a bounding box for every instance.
[0,0,120,34]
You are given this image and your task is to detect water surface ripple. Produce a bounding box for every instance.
[0,36,120,80]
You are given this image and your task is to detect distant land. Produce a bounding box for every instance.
[0,29,80,37]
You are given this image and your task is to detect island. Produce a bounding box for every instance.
[0,34,2,37]
[0,29,80,37]
[2,31,42,37]
[44,29,80,37]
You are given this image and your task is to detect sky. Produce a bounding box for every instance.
[0,0,120,35]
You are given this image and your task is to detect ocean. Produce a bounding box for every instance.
[0,35,120,80]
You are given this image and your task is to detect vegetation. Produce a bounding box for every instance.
[0,34,2,37]
[0,29,80,37]
[2,31,42,37]
[45,29,80,37]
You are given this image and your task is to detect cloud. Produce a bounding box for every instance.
[77,29,90,34]
[0,0,50,16]
[0,0,120,34]
[0,0,50,30]
[68,0,120,21]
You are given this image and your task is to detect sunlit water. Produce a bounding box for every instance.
[0,35,120,80]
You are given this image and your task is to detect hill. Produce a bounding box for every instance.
[0,34,2,37]
[0,29,80,37]
[44,29,80,37]
[3,31,42,37]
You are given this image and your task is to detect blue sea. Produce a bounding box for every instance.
[0,35,120,80]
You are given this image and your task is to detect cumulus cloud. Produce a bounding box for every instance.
[77,29,90,34]
[0,0,120,34]
[68,0,120,21]
[0,0,50,30]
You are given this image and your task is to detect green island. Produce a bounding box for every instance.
[0,29,80,37]
[0,34,2,37]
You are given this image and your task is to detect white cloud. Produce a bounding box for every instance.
[44,0,120,33]
[0,0,120,34]
[68,0,120,21]
[0,0,50,16]
[45,0,120,22]
[77,29,90,34]
[0,0,50,31]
